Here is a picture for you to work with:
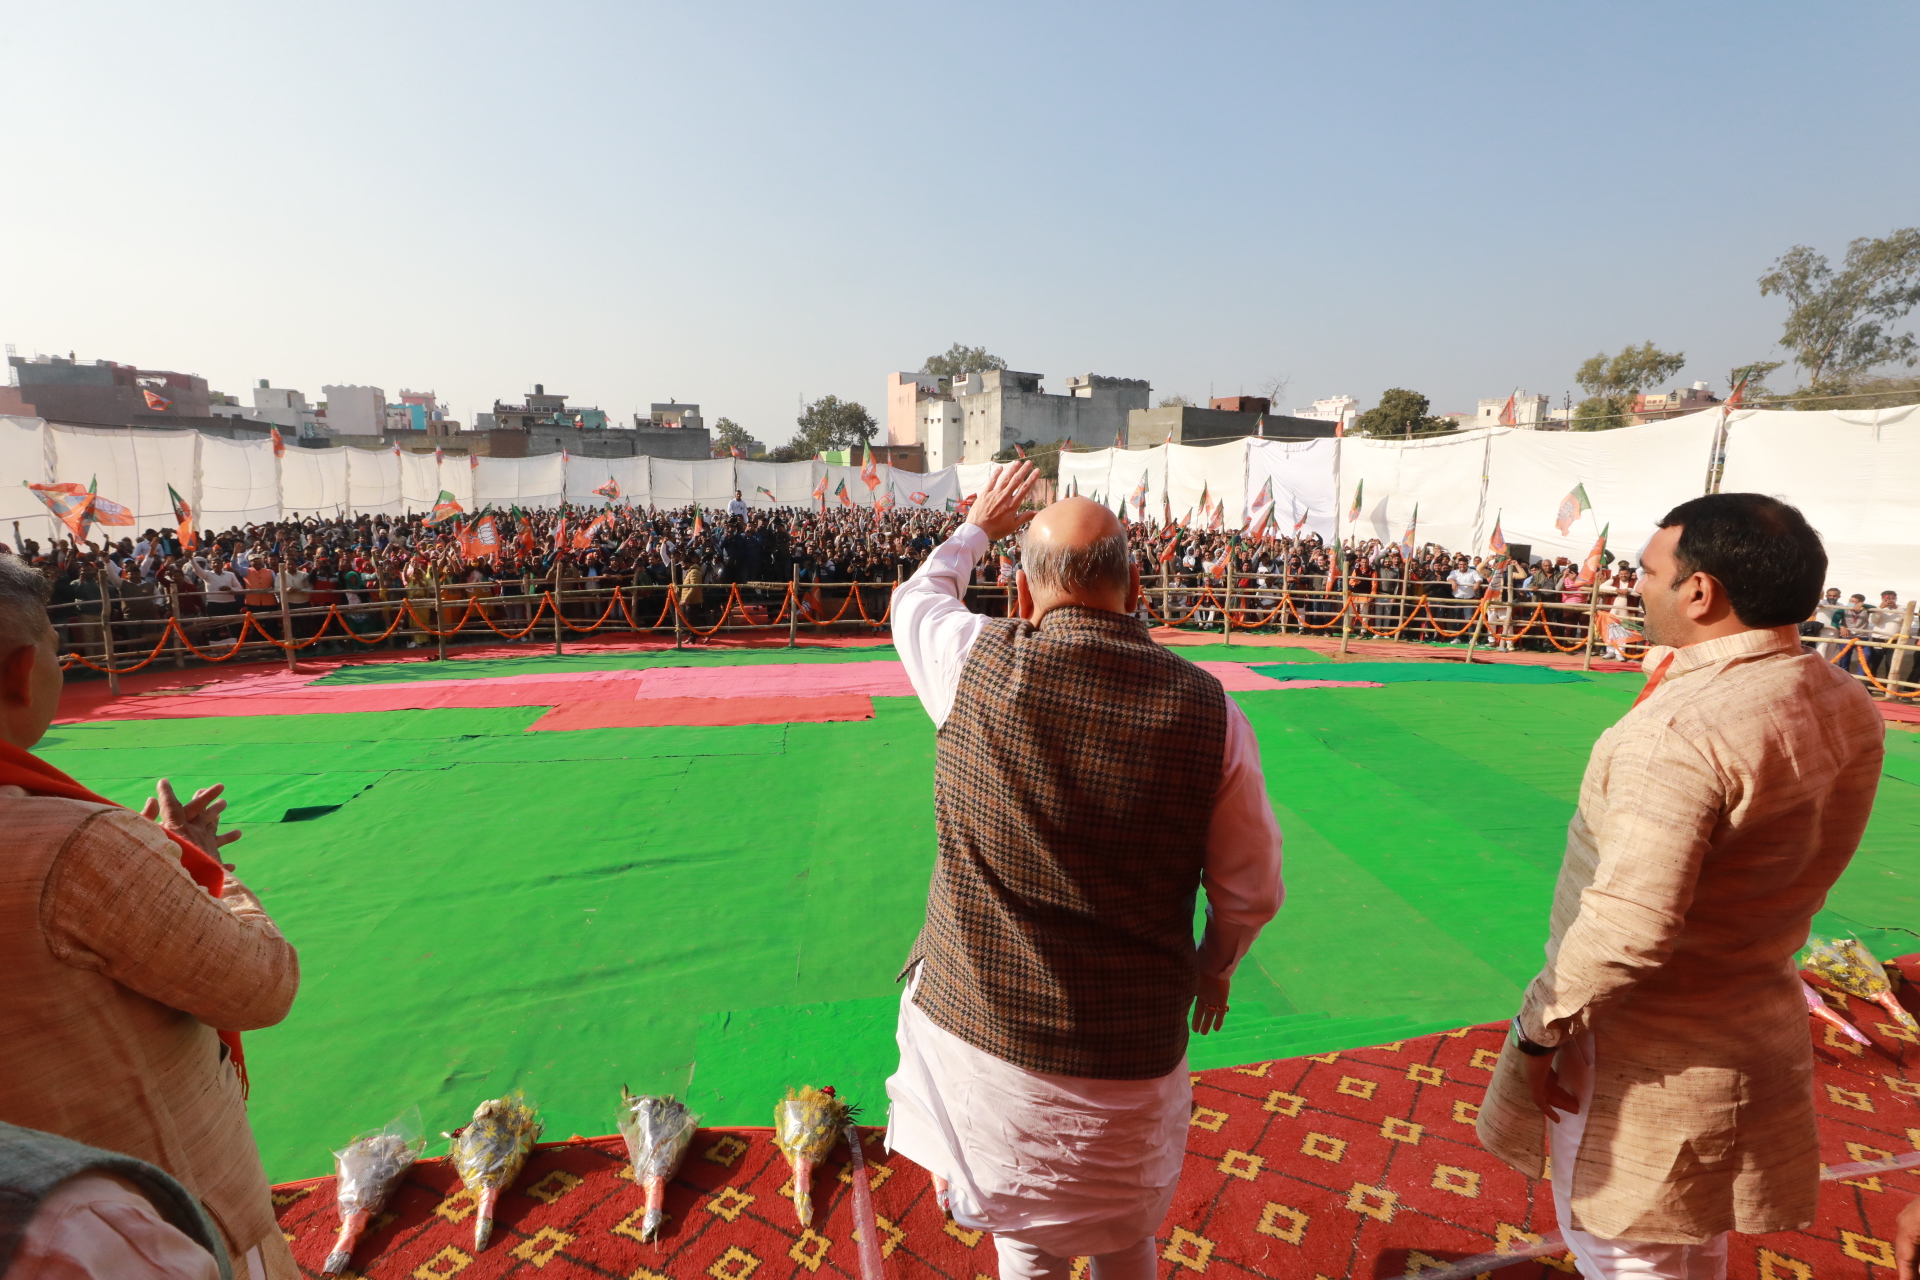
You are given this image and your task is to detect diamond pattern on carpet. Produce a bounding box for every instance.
[275,962,1920,1279]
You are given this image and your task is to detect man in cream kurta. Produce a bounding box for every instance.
[1479,494,1883,1280]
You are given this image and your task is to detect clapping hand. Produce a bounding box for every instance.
[141,778,243,864]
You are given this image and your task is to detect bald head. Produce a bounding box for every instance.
[1020,497,1130,599]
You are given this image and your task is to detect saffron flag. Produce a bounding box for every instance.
[1247,503,1275,541]
[1555,483,1592,536]
[1489,513,1506,556]
[1255,414,1266,438]
[861,454,880,490]
[757,486,778,503]
[270,426,286,459]
[392,443,401,459]
[1162,491,1172,527]
[1577,523,1610,587]
[168,484,195,546]
[434,446,445,466]
[812,474,828,503]
[1115,427,1125,449]
[834,479,852,508]
[460,514,501,560]
[875,491,896,513]
[89,493,134,527]
[1130,471,1149,517]
[424,490,464,527]
[572,515,607,550]
[470,453,480,471]
[26,482,92,539]
[998,553,1015,581]
[1206,548,1231,578]
[592,477,621,500]
[1498,392,1516,427]
[1164,427,1176,445]
[1251,477,1273,511]
[1292,497,1309,534]
[1400,503,1418,557]
[1726,370,1751,412]
[955,493,977,517]
[1158,539,1178,564]
[552,516,568,550]
[691,506,706,537]
[1207,498,1224,531]
[909,490,928,506]
[1347,479,1364,522]
[142,388,172,411]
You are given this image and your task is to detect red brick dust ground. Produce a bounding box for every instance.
[275,959,1920,1280]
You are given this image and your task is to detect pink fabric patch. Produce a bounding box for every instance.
[627,661,916,700]
[529,695,875,731]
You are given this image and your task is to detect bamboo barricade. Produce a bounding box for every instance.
[52,574,1920,707]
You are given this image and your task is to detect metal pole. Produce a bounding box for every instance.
[672,564,684,650]
[1464,594,1481,663]
[98,591,121,696]
[277,570,297,673]
[788,564,798,649]
[434,575,448,662]
[1221,558,1231,645]
[1894,600,1917,696]
[552,565,565,656]
[1338,562,1352,657]
[1581,571,1604,672]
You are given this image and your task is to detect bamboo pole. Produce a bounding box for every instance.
[1338,563,1352,657]
[434,576,448,662]
[672,564,684,650]
[277,571,297,673]
[98,591,120,696]
[1581,572,1604,672]
[1222,558,1232,646]
[788,565,799,649]
[552,567,565,655]
[168,582,185,669]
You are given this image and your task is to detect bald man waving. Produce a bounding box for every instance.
[886,464,1284,1280]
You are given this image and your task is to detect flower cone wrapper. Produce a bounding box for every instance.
[618,1088,701,1242]
[1804,936,1919,1033]
[1803,980,1871,1046]
[323,1109,425,1275]
[446,1092,542,1251]
[773,1085,852,1227]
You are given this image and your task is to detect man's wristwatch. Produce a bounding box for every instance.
[1509,1016,1554,1057]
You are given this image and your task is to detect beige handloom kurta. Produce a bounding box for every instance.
[1477,626,1883,1243]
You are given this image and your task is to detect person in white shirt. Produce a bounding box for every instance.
[1445,556,1483,629]
[727,490,750,518]
[887,463,1283,1280]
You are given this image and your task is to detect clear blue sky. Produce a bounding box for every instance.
[2,2,1915,442]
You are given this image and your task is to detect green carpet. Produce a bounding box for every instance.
[1252,660,1588,684]
[35,659,1920,1183]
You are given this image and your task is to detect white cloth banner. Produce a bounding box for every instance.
[821,463,873,508]
[1058,451,1114,505]
[197,434,280,528]
[281,447,350,516]
[648,459,695,507]
[565,455,648,507]
[692,459,738,507]
[1338,430,1493,554]
[1481,414,1719,564]
[1720,404,1920,600]
[0,417,53,537]
[953,462,1003,503]
[346,447,403,517]
[47,425,200,532]
[1245,438,1337,539]
[397,451,444,514]
[1165,440,1247,529]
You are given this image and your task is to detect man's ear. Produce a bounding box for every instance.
[0,642,36,707]
[1126,561,1142,613]
[1015,569,1033,621]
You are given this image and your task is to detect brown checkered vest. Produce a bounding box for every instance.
[905,605,1228,1079]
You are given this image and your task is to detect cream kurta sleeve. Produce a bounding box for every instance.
[1516,721,1722,1048]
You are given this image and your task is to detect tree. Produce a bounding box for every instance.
[921,344,1008,379]
[1571,341,1687,431]
[1759,229,1920,386]
[711,417,751,456]
[1158,394,1193,408]
[789,395,876,457]
[1257,374,1291,407]
[1354,388,1455,438]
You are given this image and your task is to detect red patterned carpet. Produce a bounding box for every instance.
[275,964,1920,1280]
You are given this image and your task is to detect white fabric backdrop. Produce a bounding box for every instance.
[47,425,200,531]
[1246,438,1337,539]
[346,447,403,517]
[1338,430,1493,553]
[280,447,350,516]
[0,417,53,536]
[1720,404,1920,599]
[1058,451,1114,504]
[1481,414,1719,563]
[396,451,444,514]
[1164,440,1248,528]
[197,434,280,528]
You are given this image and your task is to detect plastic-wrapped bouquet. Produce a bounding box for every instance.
[446,1092,543,1251]
[1802,979,1871,1046]
[773,1085,852,1227]
[617,1089,700,1242]
[323,1109,425,1275]
[1803,936,1919,1032]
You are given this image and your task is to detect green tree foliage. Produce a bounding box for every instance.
[1354,388,1455,438]
[1572,342,1687,431]
[789,395,876,457]
[710,417,752,455]
[1759,229,1920,386]
[921,344,1008,379]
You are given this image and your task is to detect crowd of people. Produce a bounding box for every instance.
[1,498,1907,684]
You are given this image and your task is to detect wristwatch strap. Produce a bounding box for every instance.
[1509,1016,1554,1057]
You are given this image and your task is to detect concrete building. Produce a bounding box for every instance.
[643,402,704,433]
[887,372,945,445]
[917,396,965,470]
[1474,392,1554,429]
[1293,395,1360,433]
[949,370,1151,464]
[0,353,219,427]
[486,384,611,431]
[1128,405,1336,448]
[321,385,386,436]
[1210,396,1270,415]
[1632,382,1720,423]
[398,389,457,436]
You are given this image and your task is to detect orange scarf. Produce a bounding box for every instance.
[0,741,247,1090]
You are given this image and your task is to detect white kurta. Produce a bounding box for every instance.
[884,524,1285,1255]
